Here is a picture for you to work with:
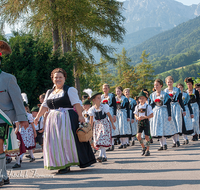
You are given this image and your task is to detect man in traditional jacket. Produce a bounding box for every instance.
[0,41,28,186]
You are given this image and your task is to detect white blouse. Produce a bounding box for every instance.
[42,87,81,108]
[88,104,109,121]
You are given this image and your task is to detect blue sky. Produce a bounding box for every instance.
[4,0,200,34]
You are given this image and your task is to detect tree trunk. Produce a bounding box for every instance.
[61,29,71,54]
[73,62,81,98]
[50,0,60,52]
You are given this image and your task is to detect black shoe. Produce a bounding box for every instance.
[145,151,150,156]
[30,158,35,162]
[4,178,10,185]
[58,167,70,174]
[172,143,176,148]
[110,145,114,151]
[102,157,107,162]
[141,147,146,156]
[196,135,198,141]
[199,134,200,139]
[182,141,186,145]
[158,147,163,151]
[25,155,31,159]
[186,139,189,144]
[118,145,124,149]
[118,140,121,145]
[0,180,3,187]
[150,139,153,143]
[164,144,167,150]
[176,141,180,147]
[114,139,118,145]
[41,156,43,159]
[6,157,12,164]
[97,157,103,162]
[106,147,111,151]
[123,144,127,148]
[126,143,130,147]
[131,141,135,146]
[12,163,21,168]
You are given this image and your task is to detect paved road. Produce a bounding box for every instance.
[4,137,200,190]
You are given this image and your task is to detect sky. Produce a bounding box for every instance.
[4,0,200,34]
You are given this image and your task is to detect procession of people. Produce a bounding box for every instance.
[1,40,200,187]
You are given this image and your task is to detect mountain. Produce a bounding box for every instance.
[127,15,200,65]
[123,0,200,34]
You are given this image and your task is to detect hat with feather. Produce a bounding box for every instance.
[83,88,102,101]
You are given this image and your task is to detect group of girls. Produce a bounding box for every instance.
[83,76,200,162]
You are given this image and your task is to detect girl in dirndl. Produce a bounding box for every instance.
[185,77,200,141]
[89,91,116,162]
[12,102,37,168]
[150,79,177,151]
[115,86,131,149]
[177,83,194,145]
[101,83,117,151]
[164,76,186,148]
[123,88,137,146]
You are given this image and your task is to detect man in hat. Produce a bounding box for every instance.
[134,91,153,156]
[0,41,28,186]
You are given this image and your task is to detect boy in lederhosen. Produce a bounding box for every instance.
[134,91,153,156]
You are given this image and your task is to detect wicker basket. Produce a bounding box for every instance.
[76,123,93,142]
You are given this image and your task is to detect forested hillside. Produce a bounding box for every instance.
[127,16,200,65]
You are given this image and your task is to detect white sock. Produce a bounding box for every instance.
[159,138,164,147]
[16,156,21,165]
[172,135,176,144]
[183,134,188,140]
[176,134,179,142]
[132,137,135,141]
[101,147,106,158]
[120,138,124,145]
[20,153,24,160]
[28,150,34,159]
[125,137,129,144]
[99,147,103,157]
[162,137,167,145]
[112,138,114,146]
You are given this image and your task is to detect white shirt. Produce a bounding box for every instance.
[42,87,81,108]
[33,116,44,131]
[134,103,153,117]
[88,104,109,121]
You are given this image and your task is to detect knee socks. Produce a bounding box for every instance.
[16,156,21,165]
[99,147,106,158]
[159,137,167,147]
[28,150,34,159]
[112,138,114,146]
[183,134,188,140]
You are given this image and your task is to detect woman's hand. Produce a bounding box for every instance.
[79,116,85,123]
[34,118,39,126]
[168,116,171,121]
[34,131,37,138]
[191,114,194,118]
[183,111,186,117]
[14,129,18,135]
[131,119,134,123]
[113,115,116,123]
[127,118,130,122]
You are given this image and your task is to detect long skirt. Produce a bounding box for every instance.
[19,125,36,150]
[150,106,177,138]
[191,103,199,135]
[108,107,117,138]
[93,118,112,148]
[116,109,131,137]
[182,105,194,135]
[44,108,96,170]
[130,110,137,137]
[171,102,182,134]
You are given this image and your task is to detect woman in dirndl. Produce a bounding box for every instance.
[101,83,117,151]
[164,76,186,147]
[185,77,200,141]
[123,88,137,146]
[150,79,177,151]
[89,91,116,162]
[34,68,96,174]
[115,86,131,149]
[176,83,194,145]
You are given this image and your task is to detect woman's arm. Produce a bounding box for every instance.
[126,100,130,120]
[112,95,117,116]
[107,112,116,130]
[34,106,48,125]
[195,90,200,109]
[31,122,37,138]
[14,122,20,134]
[178,93,186,112]
[89,116,94,127]
[74,103,85,123]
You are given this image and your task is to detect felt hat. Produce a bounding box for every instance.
[90,91,102,100]
[138,91,147,99]
[31,106,39,112]
[83,99,91,105]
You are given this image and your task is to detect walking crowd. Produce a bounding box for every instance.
[0,40,200,187]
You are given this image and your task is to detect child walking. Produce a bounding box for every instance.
[88,91,116,162]
[134,91,153,156]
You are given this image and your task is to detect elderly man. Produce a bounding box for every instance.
[0,41,28,186]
